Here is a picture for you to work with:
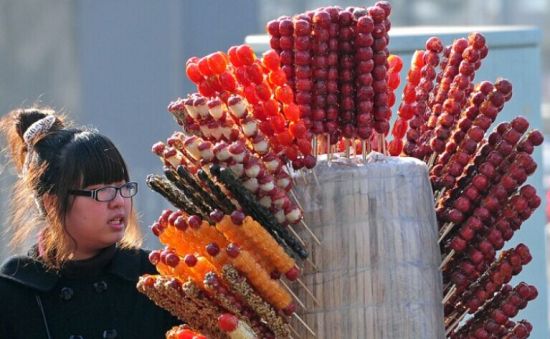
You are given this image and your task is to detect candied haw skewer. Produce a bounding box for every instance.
[337,9,357,140]
[215,213,278,275]
[225,243,294,311]
[352,11,375,145]
[315,9,339,145]
[402,49,433,159]
[369,2,391,136]
[277,16,295,90]
[323,7,341,145]
[221,211,300,280]
[452,283,537,337]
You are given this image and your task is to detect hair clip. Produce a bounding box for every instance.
[23,114,56,146]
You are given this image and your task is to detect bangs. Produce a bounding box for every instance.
[64,131,129,188]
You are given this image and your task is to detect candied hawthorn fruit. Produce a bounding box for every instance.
[185,63,203,84]
[262,49,281,71]
[236,45,256,65]
[207,52,228,74]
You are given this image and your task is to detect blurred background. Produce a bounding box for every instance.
[1,0,549,337]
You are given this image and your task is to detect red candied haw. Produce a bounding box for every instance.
[256,82,272,101]
[266,19,280,36]
[198,80,216,97]
[185,63,203,83]
[270,114,286,133]
[184,254,197,267]
[412,50,425,68]
[425,37,444,53]
[528,130,544,146]
[391,118,408,139]
[268,68,287,86]
[258,120,274,136]
[243,85,260,104]
[165,252,180,267]
[296,138,312,154]
[263,99,279,116]
[236,45,256,65]
[177,329,196,339]
[227,46,242,67]
[388,72,400,90]
[285,145,298,161]
[276,131,293,146]
[148,250,161,265]
[388,91,396,107]
[219,72,237,92]
[262,50,281,71]
[289,121,306,138]
[234,66,251,86]
[174,216,188,231]
[197,56,214,77]
[206,76,223,92]
[188,215,201,229]
[285,266,301,281]
[207,52,228,75]
[303,154,316,168]
[218,313,238,332]
[275,85,294,104]
[246,63,264,84]
[283,103,300,121]
[209,209,224,223]
[230,210,245,225]
[388,138,403,156]
[226,243,241,258]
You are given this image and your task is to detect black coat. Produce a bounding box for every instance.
[0,246,179,339]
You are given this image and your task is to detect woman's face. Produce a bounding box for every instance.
[65,181,132,259]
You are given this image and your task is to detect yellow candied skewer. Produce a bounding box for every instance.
[241,216,296,274]
[229,245,293,311]
[216,215,277,275]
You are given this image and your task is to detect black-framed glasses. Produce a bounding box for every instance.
[69,182,138,202]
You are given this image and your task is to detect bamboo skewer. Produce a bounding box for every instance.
[296,278,320,306]
[293,313,316,337]
[280,280,306,309]
[300,219,321,246]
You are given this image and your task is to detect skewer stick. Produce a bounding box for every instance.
[312,136,318,158]
[445,310,467,336]
[288,324,301,339]
[327,134,332,164]
[378,134,386,155]
[345,138,351,158]
[361,139,367,162]
[438,222,455,244]
[434,187,447,202]
[439,249,456,271]
[290,189,304,211]
[293,313,316,337]
[427,152,437,169]
[297,278,320,306]
[306,257,319,272]
[300,219,321,246]
[280,280,306,309]
[311,169,320,187]
[288,225,307,247]
[442,285,457,305]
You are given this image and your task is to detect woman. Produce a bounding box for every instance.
[0,108,178,338]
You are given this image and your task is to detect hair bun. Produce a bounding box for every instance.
[15,108,65,148]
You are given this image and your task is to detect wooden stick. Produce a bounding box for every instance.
[311,169,321,187]
[293,313,316,337]
[445,310,467,336]
[288,324,301,339]
[442,284,457,305]
[280,280,306,309]
[345,138,351,158]
[439,249,456,271]
[300,219,322,246]
[438,222,455,244]
[290,189,304,211]
[288,225,307,247]
[327,133,332,164]
[312,136,318,158]
[297,278,320,306]
[427,152,437,169]
[361,139,367,162]
[306,257,319,272]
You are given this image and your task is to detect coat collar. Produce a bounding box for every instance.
[0,247,145,291]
